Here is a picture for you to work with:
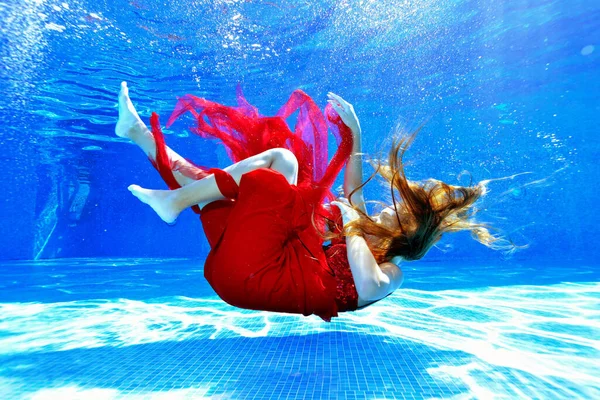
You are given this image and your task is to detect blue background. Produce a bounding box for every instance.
[1,2,599,399]
[1,0,598,263]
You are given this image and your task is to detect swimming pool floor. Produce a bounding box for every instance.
[0,259,598,399]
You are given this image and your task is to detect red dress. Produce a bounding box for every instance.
[148,88,358,321]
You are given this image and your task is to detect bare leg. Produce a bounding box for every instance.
[115,81,196,186]
[129,148,299,224]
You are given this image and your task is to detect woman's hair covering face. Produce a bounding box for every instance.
[330,128,518,262]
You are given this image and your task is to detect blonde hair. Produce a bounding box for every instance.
[334,129,518,262]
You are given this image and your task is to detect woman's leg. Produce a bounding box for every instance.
[129,147,299,224]
[115,81,196,186]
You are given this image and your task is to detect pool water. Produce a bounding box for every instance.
[1,259,597,399]
[1,0,599,398]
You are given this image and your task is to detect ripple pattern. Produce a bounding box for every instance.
[1,281,598,398]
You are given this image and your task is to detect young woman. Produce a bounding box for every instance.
[117,82,505,321]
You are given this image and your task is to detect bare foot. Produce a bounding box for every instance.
[128,184,180,225]
[116,82,148,140]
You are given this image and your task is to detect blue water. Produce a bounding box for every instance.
[1,0,599,398]
[1,259,598,398]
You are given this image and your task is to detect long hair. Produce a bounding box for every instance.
[335,128,517,263]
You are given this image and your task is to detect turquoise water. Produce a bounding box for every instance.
[1,259,598,398]
[1,0,599,398]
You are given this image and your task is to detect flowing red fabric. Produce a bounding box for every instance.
[148,88,354,321]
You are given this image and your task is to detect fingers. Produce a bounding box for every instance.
[330,200,345,209]
[331,200,360,224]
[337,197,351,205]
[326,92,361,132]
[328,92,353,107]
[327,92,345,105]
[327,92,355,118]
[327,94,343,106]
[327,99,344,114]
[326,93,343,107]
[331,200,351,210]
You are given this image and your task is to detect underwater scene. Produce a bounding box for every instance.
[1,0,598,399]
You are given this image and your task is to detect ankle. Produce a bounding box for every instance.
[168,191,186,214]
[129,122,152,141]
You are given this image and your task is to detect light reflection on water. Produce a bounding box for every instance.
[1,275,598,398]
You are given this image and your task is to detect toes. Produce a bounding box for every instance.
[119,82,129,99]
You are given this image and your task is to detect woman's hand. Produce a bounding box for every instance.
[329,92,366,213]
[327,92,361,134]
[331,200,361,226]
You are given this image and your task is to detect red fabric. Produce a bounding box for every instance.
[148,89,355,321]
[148,112,213,214]
[325,206,359,313]
[149,112,182,191]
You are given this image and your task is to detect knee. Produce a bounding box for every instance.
[270,148,298,167]
[269,148,298,182]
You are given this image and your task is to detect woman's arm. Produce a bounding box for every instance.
[345,235,403,301]
[327,93,366,213]
[331,201,403,301]
[344,129,366,213]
